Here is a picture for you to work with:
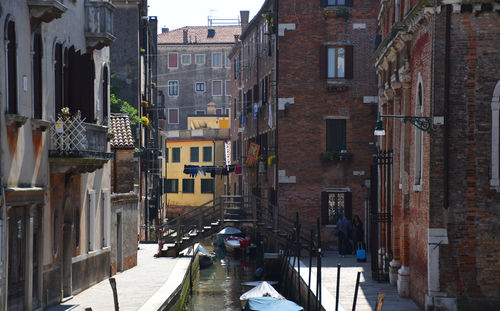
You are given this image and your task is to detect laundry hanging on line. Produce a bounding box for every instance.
[182,164,242,177]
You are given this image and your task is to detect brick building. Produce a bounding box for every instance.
[374,0,500,310]
[229,0,379,246]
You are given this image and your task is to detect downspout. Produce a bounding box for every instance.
[444,4,451,209]
[256,20,260,193]
[213,140,216,203]
[274,0,279,208]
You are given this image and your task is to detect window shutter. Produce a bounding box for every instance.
[320,0,328,7]
[345,0,354,6]
[321,191,329,225]
[344,192,352,221]
[319,45,327,80]
[345,45,354,79]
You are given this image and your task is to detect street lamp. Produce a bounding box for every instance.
[374,115,433,136]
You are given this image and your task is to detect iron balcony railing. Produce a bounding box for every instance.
[49,111,111,159]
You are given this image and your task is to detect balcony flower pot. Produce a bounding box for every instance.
[320,150,353,162]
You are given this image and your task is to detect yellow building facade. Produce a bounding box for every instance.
[160,115,229,218]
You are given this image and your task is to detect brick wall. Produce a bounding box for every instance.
[277,0,379,245]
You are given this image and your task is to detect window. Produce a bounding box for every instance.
[212,52,222,67]
[212,80,222,96]
[216,108,223,115]
[172,147,180,162]
[33,32,43,119]
[54,44,63,119]
[102,65,109,122]
[195,110,206,115]
[181,54,191,65]
[226,56,231,67]
[195,54,205,65]
[232,141,237,161]
[182,179,195,193]
[328,47,345,78]
[414,81,424,187]
[225,80,231,96]
[195,82,205,92]
[190,147,199,162]
[6,20,18,114]
[165,179,178,193]
[201,179,214,194]
[321,45,353,80]
[326,119,346,151]
[168,53,178,68]
[491,80,500,192]
[234,56,240,79]
[165,148,169,162]
[233,99,237,119]
[168,108,179,124]
[321,192,352,225]
[203,146,212,162]
[226,108,230,115]
[322,0,353,6]
[168,81,179,96]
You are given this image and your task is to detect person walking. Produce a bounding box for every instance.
[352,215,364,254]
[336,215,352,256]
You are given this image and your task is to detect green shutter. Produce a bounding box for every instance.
[203,146,212,162]
[326,119,346,151]
[190,147,199,162]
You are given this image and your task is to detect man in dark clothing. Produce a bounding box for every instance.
[336,215,352,256]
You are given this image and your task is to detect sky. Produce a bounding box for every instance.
[148,0,266,33]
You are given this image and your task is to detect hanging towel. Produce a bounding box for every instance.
[235,164,242,175]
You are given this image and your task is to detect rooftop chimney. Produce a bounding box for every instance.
[207,29,215,38]
[207,102,216,115]
[183,29,188,43]
[240,11,249,26]
[162,27,169,33]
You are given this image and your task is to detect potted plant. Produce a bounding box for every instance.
[320,150,353,161]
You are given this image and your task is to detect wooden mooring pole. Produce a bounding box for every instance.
[316,218,322,311]
[335,263,341,311]
[307,229,313,311]
[352,271,361,311]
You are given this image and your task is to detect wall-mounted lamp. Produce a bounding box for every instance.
[374,115,433,136]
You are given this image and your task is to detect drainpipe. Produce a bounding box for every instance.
[274,0,280,212]
[443,4,451,210]
[213,141,216,203]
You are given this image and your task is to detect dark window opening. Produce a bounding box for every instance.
[190,147,199,162]
[321,191,352,225]
[33,32,43,119]
[172,148,180,162]
[203,146,212,162]
[201,179,214,194]
[102,65,109,123]
[7,20,18,114]
[182,179,195,193]
[54,44,63,119]
[165,179,178,193]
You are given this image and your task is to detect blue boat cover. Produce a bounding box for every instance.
[247,297,303,311]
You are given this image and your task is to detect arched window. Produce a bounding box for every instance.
[6,19,17,114]
[491,80,500,192]
[54,43,63,119]
[414,77,424,188]
[102,65,109,124]
[33,31,43,119]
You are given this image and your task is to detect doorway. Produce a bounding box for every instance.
[62,200,73,298]
[7,207,26,310]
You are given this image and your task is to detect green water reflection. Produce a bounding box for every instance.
[188,244,256,310]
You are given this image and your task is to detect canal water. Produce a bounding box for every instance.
[187,241,257,310]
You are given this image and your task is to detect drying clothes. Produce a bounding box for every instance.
[227,165,235,173]
[198,167,206,176]
[235,164,242,175]
[184,165,200,177]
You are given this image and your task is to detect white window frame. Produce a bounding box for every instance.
[413,74,424,191]
[195,54,205,65]
[491,80,500,192]
[212,52,222,68]
[225,80,232,96]
[212,80,223,96]
[168,108,179,124]
[168,80,179,96]
[195,82,205,92]
[181,54,191,65]
[168,52,178,68]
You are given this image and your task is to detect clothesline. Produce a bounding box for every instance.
[183,164,242,178]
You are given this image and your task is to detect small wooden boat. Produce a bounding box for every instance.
[216,227,243,246]
[198,246,215,269]
[224,236,251,251]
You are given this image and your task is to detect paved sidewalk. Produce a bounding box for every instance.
[292,251,422,311]
[47,243,191,311]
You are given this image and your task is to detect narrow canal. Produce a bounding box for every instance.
[187,241,256,310]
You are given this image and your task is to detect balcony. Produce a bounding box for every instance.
[27,0,67,23]
[49,112,112,174]
[85,0,116,50]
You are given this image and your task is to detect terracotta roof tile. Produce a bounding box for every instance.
[110,114,134,148]
[158,26,241,45]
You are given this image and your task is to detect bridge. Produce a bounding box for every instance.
[155,195,298,257]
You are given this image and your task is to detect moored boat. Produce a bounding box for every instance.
[198,245,215,269]
[224,236,251,251]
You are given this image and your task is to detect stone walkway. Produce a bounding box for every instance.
[46,244,191,311]
[292,251,422,311]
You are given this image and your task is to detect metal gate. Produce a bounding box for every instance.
[369,150,392,282]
